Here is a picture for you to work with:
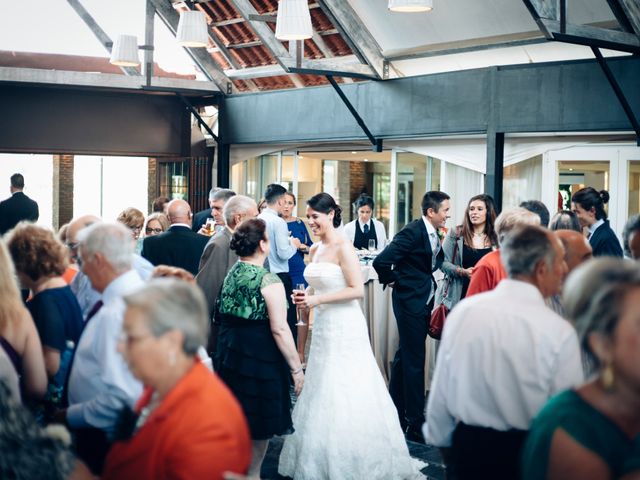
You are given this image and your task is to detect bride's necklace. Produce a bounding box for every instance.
[473,231,485,237]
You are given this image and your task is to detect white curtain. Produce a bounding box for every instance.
[503,155,543,208]
[442,162,484,227]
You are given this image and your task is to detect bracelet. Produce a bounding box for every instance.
[291,367,303,375]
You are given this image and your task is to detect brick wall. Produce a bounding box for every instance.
[52,155,74,230]
[348,161,368,222]
[147,158,157,214]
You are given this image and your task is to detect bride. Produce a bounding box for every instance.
[278,193,424,480]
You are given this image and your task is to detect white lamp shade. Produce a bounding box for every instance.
[177,10,208,47]
[275,0,313,41]
[388,0,433,12]
[110,35,140,67]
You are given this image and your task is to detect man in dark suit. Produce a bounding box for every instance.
[373,190,451,443]
[192,188,236,235]
[142,199,208,276]
[0,173,39,235]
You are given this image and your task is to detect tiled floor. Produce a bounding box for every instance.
[260,436,446,479]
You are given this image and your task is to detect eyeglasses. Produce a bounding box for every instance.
[118,331,152,347]
[66,242,79,251]
[145,227,163,234]
[130,225,143,233]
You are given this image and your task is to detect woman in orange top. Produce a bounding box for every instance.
[102,279,251,480]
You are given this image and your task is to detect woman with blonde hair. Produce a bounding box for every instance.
[0,239,47,401]
[117,207,145,253]
[143,212,170,238]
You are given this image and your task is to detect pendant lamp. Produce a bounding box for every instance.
[388,0,433,12]
[110,35,140,67]
[275,0,313,41]
[177,10,208,47]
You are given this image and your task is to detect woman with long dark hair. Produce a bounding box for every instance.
[435,194,498,310]
[571,187,623,257]
[278,192,423,480]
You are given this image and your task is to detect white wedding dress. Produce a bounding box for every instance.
[278,262,425,480]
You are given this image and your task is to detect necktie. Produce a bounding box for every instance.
[363,224,369,234]
[85,300,104,322]
[430,232,440,270]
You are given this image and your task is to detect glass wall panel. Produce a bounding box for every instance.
[503,155,542,209]
[296,158,322,218]
[395,152,441,233]
[629,160,640,216]
[557,160,608,212]
[372,162,391,233]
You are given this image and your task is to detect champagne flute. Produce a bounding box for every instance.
[294,283,306,326]
[368,238,377,253]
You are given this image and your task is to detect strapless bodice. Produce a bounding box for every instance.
[304,262,348,296]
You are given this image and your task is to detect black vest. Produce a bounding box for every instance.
[353,221,378,250]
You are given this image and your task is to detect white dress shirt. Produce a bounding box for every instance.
[67,269,144,435]
[424,279,583,447]
[588,218,604,238]
[258,207,296,274]
[343,218,387,247]
[70,254,153,319]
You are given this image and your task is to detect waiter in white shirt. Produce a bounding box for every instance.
[61,223,144,475]
[343,194,387,250]
[258,184,302,339]
[425,225,583,480]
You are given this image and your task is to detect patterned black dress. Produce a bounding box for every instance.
[215,261,293,440]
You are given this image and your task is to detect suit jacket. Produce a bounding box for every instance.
[0,191,39,234]
[102,362,251,480]
[373,218,443,315]
[192,208,213,233]
[142,226,209,276]
[590,220,623,258]
[195,228,238,318]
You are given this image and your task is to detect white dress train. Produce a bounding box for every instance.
[278,262,425,480]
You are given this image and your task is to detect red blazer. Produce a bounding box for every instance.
[465,250,506,297]
[103,362,251,480]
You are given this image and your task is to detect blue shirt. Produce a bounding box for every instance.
[258,207,297,274]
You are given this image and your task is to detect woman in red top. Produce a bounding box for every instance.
[102,279,251,480]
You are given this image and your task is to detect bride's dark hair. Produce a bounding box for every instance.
[307,193,342,228]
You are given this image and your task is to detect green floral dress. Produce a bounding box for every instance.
[215,261,293,440]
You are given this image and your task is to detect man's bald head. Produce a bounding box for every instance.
[167,199,192,226]
[555,230,592,273]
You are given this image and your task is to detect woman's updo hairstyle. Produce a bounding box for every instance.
[571,187,610,221]
[307,192,342,228]
[230,218,266,257]
[354,194,374,211]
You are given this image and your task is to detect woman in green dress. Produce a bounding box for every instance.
[215,218,304,479]
[521,258,640,480]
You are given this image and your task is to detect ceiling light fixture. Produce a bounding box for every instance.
[110,35,141,67]
[275,0,313,40]
[177,10,208,47]
[388,0,433,13]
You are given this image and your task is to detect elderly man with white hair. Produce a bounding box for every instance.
[62,223,144,475]
[424,225,583,480]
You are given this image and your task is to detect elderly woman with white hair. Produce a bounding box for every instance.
[522,258,640,479]
[102,278,251,480]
